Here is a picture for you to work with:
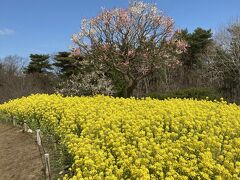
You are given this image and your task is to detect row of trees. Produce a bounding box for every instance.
[0,55,56,103]
[1,2,239,103]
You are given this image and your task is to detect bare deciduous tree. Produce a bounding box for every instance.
[203,18,240,102]
[0,55,55,103]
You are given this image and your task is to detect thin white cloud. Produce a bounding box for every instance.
[0,28,15,36]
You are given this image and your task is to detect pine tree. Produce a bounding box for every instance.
[181,28,212,68]
[53,52,79,78]
[177,28,213,87]
[25,54,52,74]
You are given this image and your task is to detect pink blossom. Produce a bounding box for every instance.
[70,1,185,76]
[176,40,188,53]
[143,53,148,59]
[116,9,130,28]
[127,50,134,56]
[71,48,81,57]
[71,34,79,44]
[101,43,110,51]
[101,10,113,26]
[90,18,98,26]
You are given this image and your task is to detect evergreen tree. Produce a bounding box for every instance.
[53,52,79,78]
[25,54,52,74]
[180,28,213,68]
[177,28,213,87]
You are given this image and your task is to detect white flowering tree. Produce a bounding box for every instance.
[71,1,187,97]
[56,71,115,96]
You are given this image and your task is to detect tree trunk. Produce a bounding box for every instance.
[123,74,137,98]
[144,78,149,94]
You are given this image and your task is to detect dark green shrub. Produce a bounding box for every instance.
[146,88,222,101]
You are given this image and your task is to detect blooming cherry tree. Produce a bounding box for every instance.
[71,1,187,97]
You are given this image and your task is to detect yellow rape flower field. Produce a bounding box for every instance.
[0,94,240,179]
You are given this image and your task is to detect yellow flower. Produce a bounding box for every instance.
[1,94,240,179]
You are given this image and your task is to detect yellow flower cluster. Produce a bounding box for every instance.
[1,94,240,179]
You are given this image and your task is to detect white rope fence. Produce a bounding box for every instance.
[11,117,51,180]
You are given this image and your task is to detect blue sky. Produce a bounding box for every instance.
[0,0,239,58]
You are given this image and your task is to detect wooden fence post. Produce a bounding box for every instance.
[23,121,28,132]
[36,129,41,146]
[44,153,51,178]
[13,117,16,126]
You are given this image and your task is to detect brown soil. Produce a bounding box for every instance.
[0,124,44,180]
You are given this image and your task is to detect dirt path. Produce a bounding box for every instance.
[0,123,44,180]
